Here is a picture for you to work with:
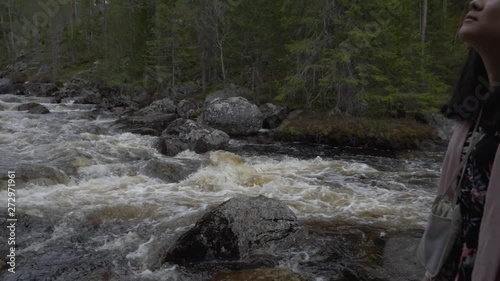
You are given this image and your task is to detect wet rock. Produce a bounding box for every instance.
[204,84,255,106]
[259,103,288,129]
[16,163,70,187]
[0,78,14,95]
[137,98,177,115]
[74,89,101,104]
[0,213,130,281]
[201,97,264,136]
[164,195,301,266]
[212,268,311,281]
[142,158,201,183]
[158,119,230,157]
[28,104,50,114]
[177,99,198,119]
[17,102,43,111]
[114,113,178,136]
[382,230,425,281]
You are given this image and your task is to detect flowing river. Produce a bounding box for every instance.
[0,95,444,281]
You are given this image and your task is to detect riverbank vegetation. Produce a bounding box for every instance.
[0,0,468,146]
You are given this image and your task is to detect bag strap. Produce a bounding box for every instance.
[444,106,484,205]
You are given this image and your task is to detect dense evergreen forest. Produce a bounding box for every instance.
[0,0,470,117]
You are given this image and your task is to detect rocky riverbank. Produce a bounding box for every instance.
[0,59,453,155]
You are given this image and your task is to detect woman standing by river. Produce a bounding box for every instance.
[420,0,500,280]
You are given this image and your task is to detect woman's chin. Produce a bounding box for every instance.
[458,25,477,43]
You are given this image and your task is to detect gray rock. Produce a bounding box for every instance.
[17,102,43,111]
[74,89,101,104]
[204,84,255,106]
[142,159,201,183]
[201,97,264,136]
[164,195,301,266]
[158,119,229,156]
[28,104,50,114]
[0,78,13,95]
[424,113,455,141]
[177,99,197,119]
[382,230,425,281]
[23,82,58,96]
[137,98,177,115]
[259,103,288,129]
[16,163,70,187]
[114,113,178,136]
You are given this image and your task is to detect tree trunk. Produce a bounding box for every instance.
[421,0,428,55]
[0,8,12,59]
[6,1,17,59]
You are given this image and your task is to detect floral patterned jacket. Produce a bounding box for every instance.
[432,121,500,281]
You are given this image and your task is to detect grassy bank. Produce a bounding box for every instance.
[274,113,437,150]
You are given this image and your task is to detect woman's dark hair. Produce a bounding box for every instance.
[441,48,500,133]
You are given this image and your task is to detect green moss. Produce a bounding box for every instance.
[275,114,437,150]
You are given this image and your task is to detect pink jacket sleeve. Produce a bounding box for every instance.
[472,145,500,281]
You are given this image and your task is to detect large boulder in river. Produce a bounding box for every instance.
[158,119,229,156]
[204,84,255,106]
[201,97,264,136]
[259,103,288,129]
[164,195,301,266]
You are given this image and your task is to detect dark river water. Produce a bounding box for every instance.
[0,95,444,280]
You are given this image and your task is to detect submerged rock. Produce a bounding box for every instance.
[201,97,263,136]
[16,163,70,187]
[164,196,301,266]
[158,119,229,156]
[142,158,201,183]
